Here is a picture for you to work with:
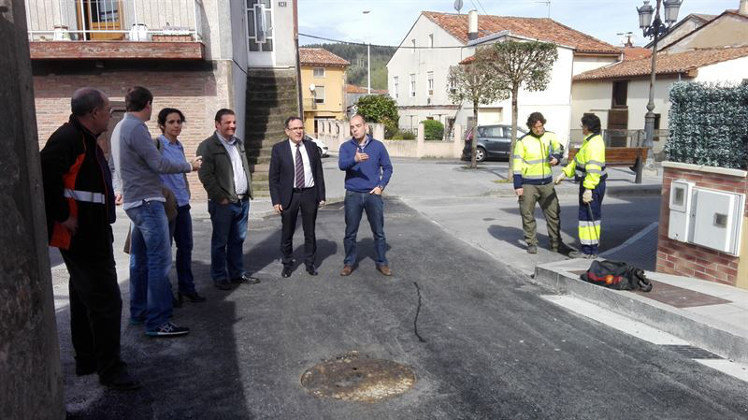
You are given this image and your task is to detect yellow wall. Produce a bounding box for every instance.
[300,65,347,133]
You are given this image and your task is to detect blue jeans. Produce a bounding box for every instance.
[208,199,249,282]
[344,191,387,266]
[126,200,173,331]
[169,204,196,294]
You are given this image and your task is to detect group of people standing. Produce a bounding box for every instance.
[512,111,607,259]
[40,86,393,391]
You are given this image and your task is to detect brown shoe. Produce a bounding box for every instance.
[340,265,353,276]
[376,265,392,276]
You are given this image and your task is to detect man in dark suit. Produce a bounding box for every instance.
[269,116,326,277]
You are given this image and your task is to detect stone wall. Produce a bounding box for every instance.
[317,120,463,159]
[656,162,748,288]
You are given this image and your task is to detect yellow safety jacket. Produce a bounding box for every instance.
[563,133,606,190]
[512,131,563,189]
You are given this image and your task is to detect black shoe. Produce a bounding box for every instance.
[231,273,260,284]
[306,266,318,276]
[100,370,142,391]
[145,322,190,337]
[214,280,232,290]
[281,266,292,278]
[179,291,206,303]
[527,245,538,254]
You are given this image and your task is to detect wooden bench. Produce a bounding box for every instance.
[567,147,647,167]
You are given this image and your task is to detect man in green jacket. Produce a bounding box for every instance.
[197,109,260,290]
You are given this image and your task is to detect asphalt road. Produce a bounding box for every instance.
[61,198,748,419]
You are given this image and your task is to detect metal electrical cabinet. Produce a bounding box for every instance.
[668,180,746,256]
[668,179,695,242]
[690,188,746,256]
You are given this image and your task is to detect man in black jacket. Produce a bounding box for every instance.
[197,109,259,290]
[268,116,326,277]
[40,88,140,390]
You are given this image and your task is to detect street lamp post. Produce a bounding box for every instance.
[363,10,371,94]
[635,0,682,183]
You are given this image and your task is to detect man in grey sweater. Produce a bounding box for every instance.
[111,86,201,337]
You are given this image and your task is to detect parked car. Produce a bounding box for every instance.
[304,134,329,157]
[462,124,527,162]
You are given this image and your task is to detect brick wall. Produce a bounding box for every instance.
[33,61,232,201]
[656,164,748,286]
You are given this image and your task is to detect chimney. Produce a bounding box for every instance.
[741,0,748,15]
[468,10,478,41]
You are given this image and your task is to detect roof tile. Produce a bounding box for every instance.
[299,48,349,67]
[573,46,748,81]
[422,11,620,54]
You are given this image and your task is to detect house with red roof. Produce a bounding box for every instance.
[571,2,748,155]
[386,10,620,143]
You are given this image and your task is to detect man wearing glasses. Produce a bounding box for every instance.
[268,117,326,277]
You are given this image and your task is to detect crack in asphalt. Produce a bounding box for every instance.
[413,281,427,343]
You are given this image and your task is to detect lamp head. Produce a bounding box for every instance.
[637,0,654,29]
[663,0,682,25]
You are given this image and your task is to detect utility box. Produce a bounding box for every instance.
[668,179,695,242]
[691,188,745,256]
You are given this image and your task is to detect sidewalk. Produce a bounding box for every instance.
[532,258,748,364]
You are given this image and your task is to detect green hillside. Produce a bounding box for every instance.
[303,43,396,91]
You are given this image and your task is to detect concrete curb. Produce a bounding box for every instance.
[532,261,748,363]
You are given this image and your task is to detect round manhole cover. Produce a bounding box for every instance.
[301,352,416,402]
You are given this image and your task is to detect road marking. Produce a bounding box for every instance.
[599,221,658,258]
[542,294,748,383]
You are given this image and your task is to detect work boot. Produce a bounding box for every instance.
[527,245,538,254]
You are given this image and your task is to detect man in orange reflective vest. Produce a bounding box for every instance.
[40,88,140,391]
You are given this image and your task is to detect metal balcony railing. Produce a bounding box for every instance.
[26,0,203,42]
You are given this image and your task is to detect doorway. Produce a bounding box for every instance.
[76,0,124,41]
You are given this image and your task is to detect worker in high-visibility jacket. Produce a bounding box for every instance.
[513,112,565,255]
[555,113,607,258]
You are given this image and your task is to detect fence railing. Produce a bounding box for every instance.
[26,0,203,42]
[568,129,670,148]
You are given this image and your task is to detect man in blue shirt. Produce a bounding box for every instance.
[338,115,394,276]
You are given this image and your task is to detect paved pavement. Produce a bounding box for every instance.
[48,156,748,418]
[57,198,748,419]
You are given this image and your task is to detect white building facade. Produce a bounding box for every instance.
[387,11,620,143]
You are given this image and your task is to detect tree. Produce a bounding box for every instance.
[483,40,558,178]
[447,47,508,168]
[356,95,400,138]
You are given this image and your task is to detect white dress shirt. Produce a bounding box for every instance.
[216,131,248,196]
[289,139,315,188]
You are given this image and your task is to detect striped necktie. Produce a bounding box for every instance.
[295,143,305,188]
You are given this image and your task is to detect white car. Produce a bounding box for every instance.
[304,134,329,157]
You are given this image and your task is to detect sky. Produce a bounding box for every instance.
[298,0,739,48]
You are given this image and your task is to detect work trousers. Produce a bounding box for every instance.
[578,180,606,255]
[60,242,125,382]
[518,182,561,248]
[280,188,318,268]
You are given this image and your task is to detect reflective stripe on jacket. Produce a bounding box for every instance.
[562,133,606,190]
[512,131,563,189]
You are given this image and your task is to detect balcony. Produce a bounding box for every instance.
[26,0,205,60]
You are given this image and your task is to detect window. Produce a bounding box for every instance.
[612,81,628,108]
[393,76,399,99]
[409,74,416,97]
[313,67,325,78]
[428,34,434,48]
[484,126,503,138]
[314,85,325,104]
[411,39,416,53]
[449,77,457,95]
[427,71,434,96]
[246,0,273,52]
